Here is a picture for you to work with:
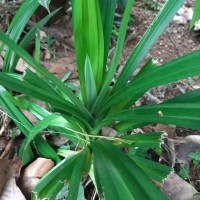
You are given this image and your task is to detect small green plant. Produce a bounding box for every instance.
[189,152,200,165]
[142,0,163,11]
[0,0,200,199]
[42,35,54,52]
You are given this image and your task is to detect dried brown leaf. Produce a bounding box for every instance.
[0,156,24,200]
[161,173,200,200]
[23,157,54,178]
[42,56,77,79]
[154,124,176,138]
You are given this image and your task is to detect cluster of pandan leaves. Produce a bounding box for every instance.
[0,0,200,199]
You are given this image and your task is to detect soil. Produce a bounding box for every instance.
[128,2,200,64]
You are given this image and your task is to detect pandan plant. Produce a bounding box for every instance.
[0,0,200,199]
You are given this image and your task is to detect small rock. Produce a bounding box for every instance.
[23,157,54,178]
[172,15,187,25]
[194,19,200,31]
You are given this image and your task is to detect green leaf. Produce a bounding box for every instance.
[129,155,172,182]
[0,30,92,121]
[99,50,200,116]
[98,0,117,67]
[38,0,51,12]
[190,0,200,28]
[3,0,39,72]
[120,132,164,149]
[35,31,41,64]
[32,148,91,200]
[95,103,200,133]
[21,114,85,165]
[91,139,168,200]
[23,69,57,95]
[10,8,60,71]
[0,86,59,165]
[117,0,128,10]
[91,0,135,114]
[0,86,32,137]
[72,0,104,97]
[113,0,186,92]
[0,72,80,116]
[135,58,159,78]
[84,56,97,110]
[164,88,200,103]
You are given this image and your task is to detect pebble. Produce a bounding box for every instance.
[172,5,193,25]
[194,19,200,31]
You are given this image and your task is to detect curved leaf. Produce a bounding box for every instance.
[0,31,92,121]
[91,139,168,200]
[91,0,135,114]
[32,148,91,200]
[3,0,39,72]
[113,0,186,92]
[129,155,172,183]
[97,50,200,117]
[0,72,80,116]
[120,132,164,149]
[94,103,200,133]
[11,8,60,71]
[21,114,85,165]
[0,86,59,165]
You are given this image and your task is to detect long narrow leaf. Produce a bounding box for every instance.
[113,0,186,92]
[91,0,135,114]
[0,86,60,165]
[129,155,171,182]
[0,31,92,121]
[72,0,104,99]
[84,56,97,110]
[3,0,39,72]
[0,73,80,116]
[165,88,200,103]
[32,148,91,200]
[94,103,200,133]
[10,8,60,71]
[21,114,84,165]
[23,69,58,95]
[98,0,117,67]
[91,139,168,200]
[120,132,164,149]
[98,50,200,117]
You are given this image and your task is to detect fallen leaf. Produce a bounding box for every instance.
[154,124,176,138]
[0,176,26,200]
[42,56,78,79]
[0,159,11,194]
[161,173,200,200]
[15,58,35,73]
[19,177,39,199]
[21,110,37,125]
[0,156,24,200]
[23,157,54,178]
[20,158,54,199]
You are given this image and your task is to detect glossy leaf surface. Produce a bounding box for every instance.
[32,148,91,200]
[91,139,168,200]
[113,0,186,92]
